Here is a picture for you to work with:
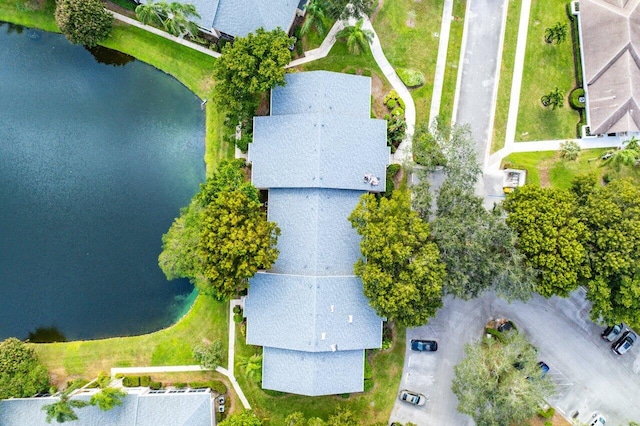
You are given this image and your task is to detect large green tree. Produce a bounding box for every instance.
[349,191,445,327]
[159,160,279,298]
[335,19,373,55]
[0,338,50,399]
[504,185,588,297]
[575,178,640,326]
[319,0,374,19]
[452,333,555,426]
[212,28,294,133]
[42,392,89,423]
[433,181,534,301]
[55,0,113,47]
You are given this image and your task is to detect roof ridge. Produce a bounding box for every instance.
[589,42,634,85]
[593,97,637,133]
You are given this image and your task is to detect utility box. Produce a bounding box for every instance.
[502,169,526,194]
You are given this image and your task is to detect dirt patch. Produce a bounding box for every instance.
[406,11,417,28]
[255,93,270,116]
[530,411,572,426]
[371,73,388,118]
[538,156,558,187]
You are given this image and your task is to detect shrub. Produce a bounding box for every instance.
[236,132,251,153]
[114,373,124,379]
[544,422,552,426]
[149,381,162,390]
[396,68,426,87]
[209,380,227,394]
[385,164,401,197]
[384,90,406,110]
[339,393,350,399]
[561,140,581,161]
[344,66,358,75]
[233,313,244,323]
[173,382,188,389]
[122,376,140,387]
[193,341,224,369]
[363,378,374,392]
[55,0,113,47]
[387,115,407,153]
[139,376,151,387]
[537,407,555,419]
[569,87,586,110]
[233,306,242,314]
[485,327,506,343]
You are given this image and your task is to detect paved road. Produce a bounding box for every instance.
[389,290,640,425]
[452,0,507,170]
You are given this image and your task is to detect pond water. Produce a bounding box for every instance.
[0,24,205,341]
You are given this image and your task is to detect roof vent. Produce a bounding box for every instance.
[331,344,337,352]
[363,174,380,186]
[321,332,326,340]
[330,305,334,312]
[348,315,353,323]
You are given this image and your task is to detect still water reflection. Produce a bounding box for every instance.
[0,24,205,340]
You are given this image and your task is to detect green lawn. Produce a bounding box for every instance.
[297,41,392,118]
[35,294,229,386]
[438,0,467,127]
[515,0,580,141]
[491,0,522,152]
[372,0,444,125]
[234,323,406,424]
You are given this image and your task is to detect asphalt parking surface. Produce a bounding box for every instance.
[389,289,640,425]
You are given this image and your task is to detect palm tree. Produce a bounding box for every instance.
[603,145,640,170]
[300,0,327,37]
[544,22,567,44]
[163,2,200,38]
[42,393,89,423]
[239,354,263,383]
[90,387,126,411]
[541,87,565,110]
[135,0,200,38]
[135,0,164,27]
[336,19,374,55]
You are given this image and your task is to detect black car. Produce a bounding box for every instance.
[410,339,438,351]
[601,324,623,342]
[612,330,637,355]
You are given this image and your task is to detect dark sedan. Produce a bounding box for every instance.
[410,339,438,352]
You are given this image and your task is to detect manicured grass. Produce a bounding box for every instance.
[372,0,444,125]
[34,294,229,386]
[234,323,406,424]
[501,148,640,188]
[515,0,580,141]
[0,0,57,32]
[438,0,466,127]
[297,41,392,118]
[301,16,336,51]
[491,0,522,152]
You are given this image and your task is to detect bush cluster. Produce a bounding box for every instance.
[122,375,151,387]
[396,68,426,87]
[569,87,585,110]
[385,164,401,197]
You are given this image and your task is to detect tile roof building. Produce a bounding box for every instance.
[578,0,640,134]
[181,0,302,38]
[244,71,389,396]
[0,388,213,426]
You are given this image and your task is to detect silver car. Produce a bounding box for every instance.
[399,389,426,406]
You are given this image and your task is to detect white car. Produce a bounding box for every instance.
[399,389,426,406]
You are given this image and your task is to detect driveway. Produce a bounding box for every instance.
[389,290,640,425]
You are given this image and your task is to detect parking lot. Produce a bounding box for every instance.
[389,289,640,425]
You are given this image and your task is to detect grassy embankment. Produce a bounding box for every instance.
[0,0,231,384]
[514,0,579,142]
[372,0,444,125]
[234,323,406,425]
[438,0,467,127]
[491,0,522,152]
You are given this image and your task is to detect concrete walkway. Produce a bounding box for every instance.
[109,10,220,58]
[429,0,455,125]
[107,299,252,410]
[502,0,532,149]
[286,20,346,68]
[363,17,416,164]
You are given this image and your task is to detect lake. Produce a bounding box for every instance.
[0,23,205,341]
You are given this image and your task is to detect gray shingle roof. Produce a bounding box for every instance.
[0,390,212,426]
[245,272,382,351]
[579,0,640,134]
[250,114,388,190]
[185,0,299,37]
[261,347,365,396]
[266,188,362,275]
[245,71,387,396]
[270,72,373,117]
